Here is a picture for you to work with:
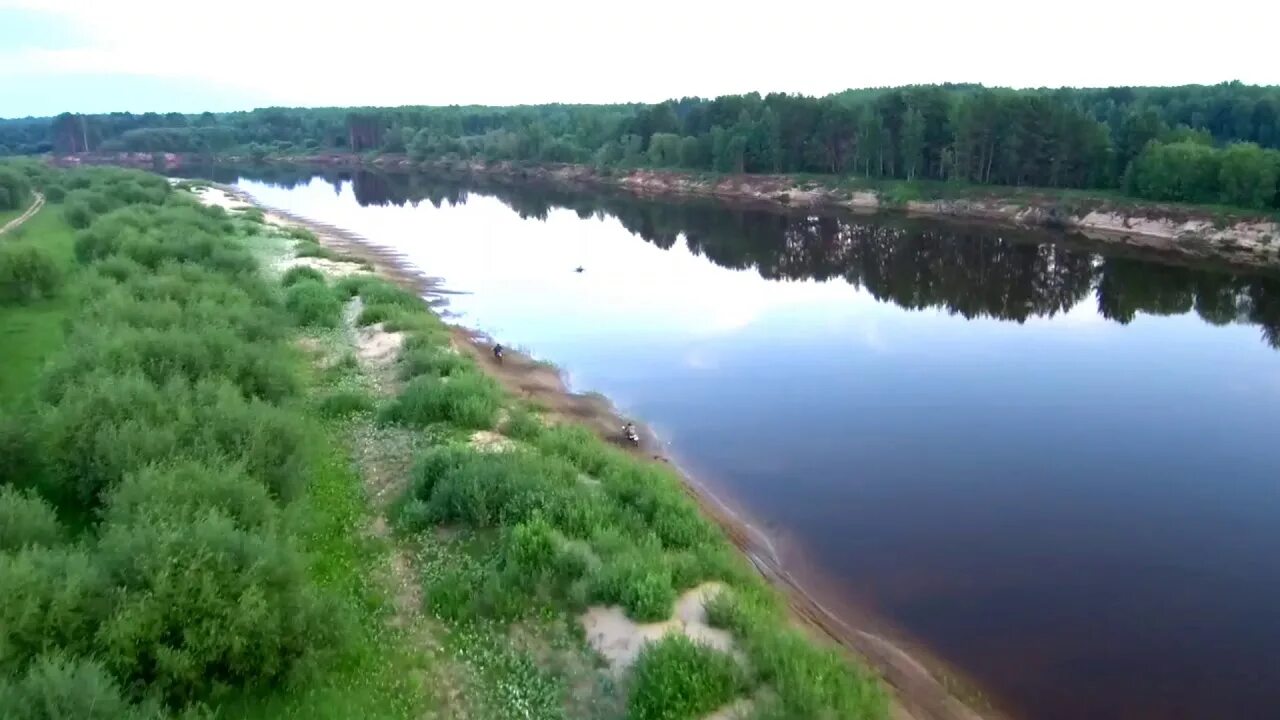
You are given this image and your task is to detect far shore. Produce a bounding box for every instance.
[204,179,1013,720]
[75,150,1280,271]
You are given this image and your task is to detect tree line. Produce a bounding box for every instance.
[3,82,1280,209]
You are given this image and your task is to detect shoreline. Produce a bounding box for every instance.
[213,180,1013,720]
[87,151,1280,271]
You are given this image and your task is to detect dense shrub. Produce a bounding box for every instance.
[282,226,316,242]
[102,461,277,531]
[399,346,469,380]
[0,654,149,720]
[0,547,104,672]
[0,166,31,210]
[357,279,423,309]
[285,278,342,327]
[0,244,62,304]
[355,303,394,326]
[40,373,308,510]
[315,389,376,419]
[74,206,251,274]
[706,589,887,718]
[280,265,326,287]
[42,183,67,203]
[95,511,339,705]
[402,446,579,530]
[0,487,62,551]
[589,548,676,621]
[41,324,300,404]
[627,635,745,720]
[80,267,285,344]
[381,373,501,429]
[0,412,44,489]
[333,273,378,298]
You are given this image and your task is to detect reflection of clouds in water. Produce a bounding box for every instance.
[683,347,718,371]
[861,322,888,352]
[1024,300,1106,328]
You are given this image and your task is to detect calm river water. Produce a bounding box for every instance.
[218,167,1280,720]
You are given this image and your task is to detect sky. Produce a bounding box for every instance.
[1,0,1277,118]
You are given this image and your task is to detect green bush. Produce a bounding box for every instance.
[627,635,745,720]
[102,461,277,531]
[280,265,326,287]
[315,389,376,419]
[332,273,378,298]
[0,244,62,304]
[0,487,62,551]
[355,303,394,326]
[358,279,423,309]
[95,511,341,705]
[42,184,67,203]
[399,346,469,380]
[293,242,335,260]
[0,166,31,210]
[285,279,342,328]
[61,199,94,229]
[283,225,316,242]
[0,653,150,720]
[705,589,887,718]
[0,411,44,490]
[402,446,578,530]
[41,324,300,404]
[81,272,286,345]
[381,373,501,430]
[41,373,308,510]
[92,254,147,282]
[73,206,253,276]
[589,549,676,621]
[0,547,104,672]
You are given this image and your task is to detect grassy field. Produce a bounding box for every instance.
[0,205,74,406]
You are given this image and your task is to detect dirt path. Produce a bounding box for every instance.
[0,192,45,236]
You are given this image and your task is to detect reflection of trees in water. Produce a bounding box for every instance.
[240,166,1280,348]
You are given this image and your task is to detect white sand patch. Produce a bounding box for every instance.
[356,322,405,368]
[581,582,735,672]
[701,699,753,720]
[278,256,366,278]
[193,186,252,212]
[468,430,514,453]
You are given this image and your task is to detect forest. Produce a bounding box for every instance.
[3,82,1280,210]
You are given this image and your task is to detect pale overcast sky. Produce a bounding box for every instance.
[1,0,1276,117]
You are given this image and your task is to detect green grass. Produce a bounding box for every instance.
[0,205,75,407]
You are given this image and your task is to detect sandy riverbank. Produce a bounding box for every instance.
[199,180,1014,720]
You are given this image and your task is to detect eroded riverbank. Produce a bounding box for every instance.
[206,181,1007,720]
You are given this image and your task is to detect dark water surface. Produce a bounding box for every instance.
[223,167,1280,720]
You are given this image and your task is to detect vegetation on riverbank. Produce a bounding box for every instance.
[0,164,427,719]
[1,161,892,718]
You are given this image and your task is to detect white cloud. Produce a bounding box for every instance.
[2,0,1277,111]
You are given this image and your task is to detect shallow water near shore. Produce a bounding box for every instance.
[215,166,1280,720]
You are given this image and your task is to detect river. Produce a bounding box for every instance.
[213,166,1280,720]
